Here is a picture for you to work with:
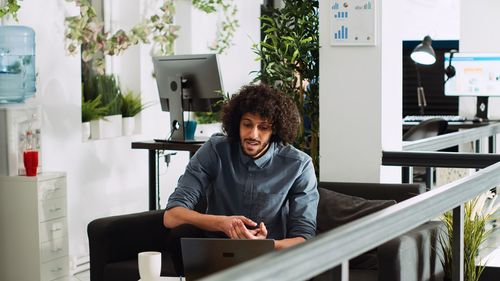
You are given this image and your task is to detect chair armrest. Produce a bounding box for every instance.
[377,221,444,281]
[88,210,169,281]
[318,181,425,202]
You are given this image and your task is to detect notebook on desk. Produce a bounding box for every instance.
[181,238,274,281]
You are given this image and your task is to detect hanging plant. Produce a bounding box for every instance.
[193,0,239,53]
[65,0,238,75]
[0,0,21,20]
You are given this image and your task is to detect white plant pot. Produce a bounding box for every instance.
[82,122,90,142]
[195,122,222,138]
[90,114,123,139]
[122,117,135,136]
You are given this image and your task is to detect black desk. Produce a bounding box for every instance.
[403,120,493,131]
[132,140,203,210]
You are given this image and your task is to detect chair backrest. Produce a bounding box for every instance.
[318,181,425,203]
[403,118,448,141]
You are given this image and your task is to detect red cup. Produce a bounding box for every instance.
[23,150,38,176]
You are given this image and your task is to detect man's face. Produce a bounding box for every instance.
[239,113,273,159]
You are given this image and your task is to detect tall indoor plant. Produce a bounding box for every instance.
[253,0,319,172]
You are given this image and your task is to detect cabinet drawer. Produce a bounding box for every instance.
[39,197,66,222]
[39,218,67,243]
[39,178,66,200]
[41,256,69,281]
[40,237,68,263]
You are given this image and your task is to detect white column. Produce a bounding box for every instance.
[319,0,402,183]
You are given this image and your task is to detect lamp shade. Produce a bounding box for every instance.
[411,35,436,65]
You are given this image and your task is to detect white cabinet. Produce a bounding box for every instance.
[0,172,69,281]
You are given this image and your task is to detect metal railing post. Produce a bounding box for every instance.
[341,261,349,281]
[452,204,464,281]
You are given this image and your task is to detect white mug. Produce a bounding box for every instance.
[138,251,162,280]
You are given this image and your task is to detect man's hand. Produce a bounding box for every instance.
[216,216,257,238]
[233,221,268,240]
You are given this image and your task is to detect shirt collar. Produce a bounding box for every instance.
[239,142,276,168]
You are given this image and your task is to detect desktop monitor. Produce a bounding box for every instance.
[444,52,500,119]
[153,54,224,142]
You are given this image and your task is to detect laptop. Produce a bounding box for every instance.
[181,238,274,281]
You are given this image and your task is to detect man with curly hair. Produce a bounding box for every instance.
[163,84,318,265]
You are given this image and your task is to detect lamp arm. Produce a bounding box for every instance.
[414,63,426,115]
[445,50,457,83]
[414,63,423,87]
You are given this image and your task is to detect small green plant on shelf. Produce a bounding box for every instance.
[193,90,229,124]
[120,90,150,118]
[81,95,106,123]
[193,111,220,124]
[84,74,122,116]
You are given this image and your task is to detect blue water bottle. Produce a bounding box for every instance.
[0,26,36,103]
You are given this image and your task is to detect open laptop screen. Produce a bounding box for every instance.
[181,238,274,280]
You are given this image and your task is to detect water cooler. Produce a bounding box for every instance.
[0,25,36,103]
[0,104,42,176]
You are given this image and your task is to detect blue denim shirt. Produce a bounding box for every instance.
[166,135,319,240]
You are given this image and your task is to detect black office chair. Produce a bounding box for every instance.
[403,118,448,141]
[403,118,448,189]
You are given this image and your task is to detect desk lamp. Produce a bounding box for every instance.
[411,35,436,115]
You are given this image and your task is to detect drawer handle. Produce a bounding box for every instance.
[51,247,63,253]
[48,186,61,193]
[50,267,63,273]
[49,207,62,212]
[51,227,62,232]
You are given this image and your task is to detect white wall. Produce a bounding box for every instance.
[319,0,459,183]
[460,0,500,120]
[401,0,459,40]
[7,0,260,270]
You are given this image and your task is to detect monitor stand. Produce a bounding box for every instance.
[476,97,489,120]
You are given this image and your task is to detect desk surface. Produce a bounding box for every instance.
[403,120,495,131]
[131,140,203,154]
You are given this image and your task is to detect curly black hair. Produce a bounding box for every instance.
[221,84,300,144]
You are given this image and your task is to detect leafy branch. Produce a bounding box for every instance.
[0,0,21,20]
[65,0,238,74]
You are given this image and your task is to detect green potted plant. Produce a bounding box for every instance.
[439,193,498,281]
[81,95,106,141]
[85,74,123,139]
[120,90,150,136]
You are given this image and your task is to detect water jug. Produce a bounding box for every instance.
[0,26,36,103]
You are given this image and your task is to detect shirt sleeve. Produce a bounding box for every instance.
[165,138,220,210]
[286,157,319,240]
